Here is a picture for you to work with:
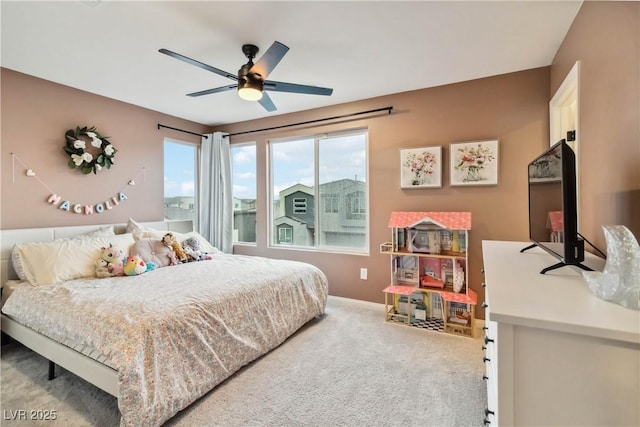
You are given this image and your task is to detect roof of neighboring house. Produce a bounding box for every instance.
[388,211,472,230]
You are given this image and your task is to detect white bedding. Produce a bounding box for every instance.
[1,254,328,426]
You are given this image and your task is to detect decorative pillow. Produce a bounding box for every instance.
[126,218,147,239]
[10,226,116,281]
[12,233,136,286]
[130,238,174,268]
[126,218,218,253]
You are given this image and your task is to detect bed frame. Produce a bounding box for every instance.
[0,220,194,397]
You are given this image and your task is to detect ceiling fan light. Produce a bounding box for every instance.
[238,86,263,101]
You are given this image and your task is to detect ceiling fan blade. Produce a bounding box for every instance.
[264,80,333,96]
[250,41,289,79]
[258,91,277,112]
[159,48,238,81]
[187,84,238,97]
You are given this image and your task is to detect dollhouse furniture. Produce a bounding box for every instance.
[381,211,477,337]
[482,240,639,426]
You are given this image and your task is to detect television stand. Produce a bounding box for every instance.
[520,243,594,274]
[539,260,593,274]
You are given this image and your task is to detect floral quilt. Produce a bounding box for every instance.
[2,254,328,426]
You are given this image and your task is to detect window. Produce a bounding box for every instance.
[269,130,368,252]
[163,139,197,224]
[278,226,293,244]
[231,143,257,244]
[323,194,340,213]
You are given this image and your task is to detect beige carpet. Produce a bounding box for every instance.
[1,296,487,426]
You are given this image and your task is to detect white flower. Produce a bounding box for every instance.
[104,144,115,156]
[82,152,93,163]
[71,154,85,166]
[86,132,102,148]
[73,139,86,150]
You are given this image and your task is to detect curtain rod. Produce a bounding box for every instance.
[157,124,209,139]
[223,106,393,138]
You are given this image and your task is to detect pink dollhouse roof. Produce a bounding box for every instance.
[547,211,563,232]
[388,211,471,230]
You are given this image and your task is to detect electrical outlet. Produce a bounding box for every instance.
[360,268,368,280]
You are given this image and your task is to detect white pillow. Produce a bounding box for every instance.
[126,218,218,253]
[12,233,135,286]
[10,226,116,281]
[130,238,174,268]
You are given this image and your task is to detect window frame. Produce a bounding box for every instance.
[267,128,369,255]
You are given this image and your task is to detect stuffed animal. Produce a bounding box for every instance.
[167,250,179,266]
[95,258,111,278]
[182,236,213,262]
[96,243,125,277]
[162,233,187,263]
[123,254,157,276]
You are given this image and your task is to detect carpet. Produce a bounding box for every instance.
[1,296,487,426]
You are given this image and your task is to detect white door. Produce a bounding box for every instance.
[550,61,580,226]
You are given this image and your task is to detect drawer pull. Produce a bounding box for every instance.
[482,302,488,309]
[482,345,487,351]
[482,375,489,381]
[485,409,495,416]
[481,268,485,274]
[484,418,490,425]
[482,326,489,331]
[482,282,486,288]
[484,336,495,344]
[483,356,491,363]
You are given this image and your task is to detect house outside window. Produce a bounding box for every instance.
[163,139,197,225]
[269,129,368,253]
[231,143,257,244]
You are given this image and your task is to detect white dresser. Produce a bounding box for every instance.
[482,240,640,426]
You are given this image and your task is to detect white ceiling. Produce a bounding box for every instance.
[1,1,582,127]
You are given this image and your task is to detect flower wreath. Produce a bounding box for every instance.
[63,126,117,174]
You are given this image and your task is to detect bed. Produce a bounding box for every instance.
[0,220,328,426]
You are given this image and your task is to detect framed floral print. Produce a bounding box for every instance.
[450,140,499,186]
[400,146,442,189]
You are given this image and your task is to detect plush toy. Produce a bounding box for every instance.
[96,243,125,277]
[95,258,111,278]
[123,254,157,276]
[181,236,213,262]
[162,233,187,263]
[167,250,179,266]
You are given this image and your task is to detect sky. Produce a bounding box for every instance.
[164,141,196,198]
[163,133,367,200]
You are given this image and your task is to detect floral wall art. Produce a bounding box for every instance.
[400,146,442,189]
[450,140,499,186]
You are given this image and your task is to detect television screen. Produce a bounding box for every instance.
[525,140,590,273]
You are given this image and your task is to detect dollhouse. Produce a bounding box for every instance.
[380,211,477,337]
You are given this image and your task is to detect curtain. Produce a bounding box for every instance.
[199,132,232,253]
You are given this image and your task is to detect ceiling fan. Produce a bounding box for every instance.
[159,41,333,112]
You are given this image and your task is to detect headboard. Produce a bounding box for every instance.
[0,220,193,286]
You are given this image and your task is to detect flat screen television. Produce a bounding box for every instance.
[521,139,592,274]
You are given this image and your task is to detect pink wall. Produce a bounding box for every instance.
[1,69,207,229]
[551,1,640,250]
